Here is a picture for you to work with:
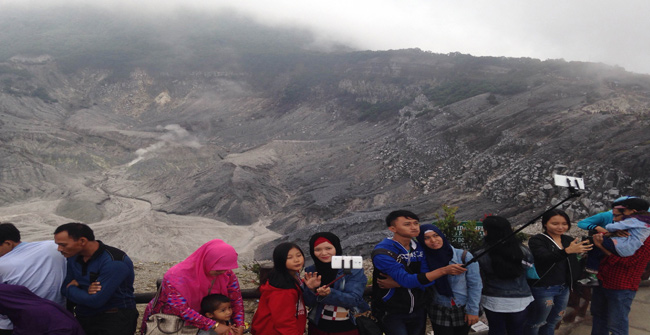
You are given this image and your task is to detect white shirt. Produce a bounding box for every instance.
[0,240,67,330]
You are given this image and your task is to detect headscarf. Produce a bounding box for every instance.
[0,284,84,334]
[309,232,343,286]
[165,239,238,312]
[416,224,454,297]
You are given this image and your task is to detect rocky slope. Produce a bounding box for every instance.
[1,9,650,261]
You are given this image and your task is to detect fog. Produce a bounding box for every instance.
[3,0,649,74]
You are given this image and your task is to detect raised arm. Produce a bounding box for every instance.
[577,211,613,232]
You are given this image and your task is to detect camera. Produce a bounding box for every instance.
[331,256,363,270]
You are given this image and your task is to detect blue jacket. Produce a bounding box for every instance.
[61,241,136,316]
[303,266,369,327]
[429,247,482,316]
[476,245,533,298]
[606,214,650,256]
[577,211,614,231]
[371,238,434,314]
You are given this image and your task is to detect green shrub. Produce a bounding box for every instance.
[430,205,484,252]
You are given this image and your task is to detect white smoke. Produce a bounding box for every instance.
[127,124,201,166]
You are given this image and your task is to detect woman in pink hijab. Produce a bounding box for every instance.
[141,239,244,335]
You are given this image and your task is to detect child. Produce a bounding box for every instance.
[581,197,650,284]
[250,242,321,335]
[198,294,234,335]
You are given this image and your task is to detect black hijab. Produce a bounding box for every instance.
[416,224,454,297]
[309,232,343,286]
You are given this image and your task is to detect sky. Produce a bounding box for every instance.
[6,0,650,75]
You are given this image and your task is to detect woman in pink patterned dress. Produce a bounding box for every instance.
[141,239,244,335]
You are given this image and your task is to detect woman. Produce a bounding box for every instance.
[141,239,244,335]
[303,232,370,335]
[0,283,85,335]
[476,216,534,335]
[251,242,321,335]
[524,209,592,335]
[417,224,482,335]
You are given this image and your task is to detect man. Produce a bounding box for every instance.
[54,222,138,335]
[0,222,66,335]
[591,197,650,335]
[371,210,466,335]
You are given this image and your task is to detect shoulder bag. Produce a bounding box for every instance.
[145,278,217,335]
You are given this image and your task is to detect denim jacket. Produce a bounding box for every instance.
[303,266,370,326]
[477,245,533,298]
[429,247,482,316]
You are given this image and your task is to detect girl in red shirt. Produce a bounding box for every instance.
[251,242,321,335]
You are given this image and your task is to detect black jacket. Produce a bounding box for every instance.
[527,233,581,289]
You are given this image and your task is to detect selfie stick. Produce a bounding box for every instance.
[324,273,347,288]
[463,178,583,267]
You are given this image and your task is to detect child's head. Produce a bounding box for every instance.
[273,242,304,275]
[200,294,232,323]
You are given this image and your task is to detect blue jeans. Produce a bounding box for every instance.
[524,284,570,335]
[590,286,636,335]
[484,308,527,335]
[381,308,426,335]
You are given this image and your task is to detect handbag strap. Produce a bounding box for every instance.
[207,277,217,295]
[154,315,185,334]
[151,282,164,308]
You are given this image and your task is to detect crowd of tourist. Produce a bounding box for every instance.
[1,196,649,335]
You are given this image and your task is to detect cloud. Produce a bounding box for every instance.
[3,0,649,74]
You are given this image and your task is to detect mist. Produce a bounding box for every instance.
[1,0,649,74]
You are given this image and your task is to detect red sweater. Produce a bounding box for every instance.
[251,281,306,335]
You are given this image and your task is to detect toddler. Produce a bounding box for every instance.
[582,197,650,285]
[198,294,234,335]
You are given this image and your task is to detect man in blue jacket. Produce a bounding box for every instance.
[54,222,137,335]
[371,210,466,335]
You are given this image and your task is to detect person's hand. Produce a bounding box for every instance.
[565,239,592,254]
[465,314,479,325]
[303,272,322,289]
[594,226,608,234]
[592,233,604,247]
[444,264,467,276]
[316,286,331,297]
[611,230,631,237]
[66,280,79,288]
[377,275,400,289]
[232,325,244,335]
[213,322,232,335]
[88,281,102,294]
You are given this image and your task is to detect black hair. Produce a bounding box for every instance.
[200,294,231,315]
[267,242,303,290]
[385,210,419,227]
[614,197,650,212]
[482,216,524,280]
[0,223,20,244]
[541,209,571,233]
[53,222,95,241]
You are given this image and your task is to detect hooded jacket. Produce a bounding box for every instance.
[527,233,580,289]
[250,281,306,335]
[371,238,434,315]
